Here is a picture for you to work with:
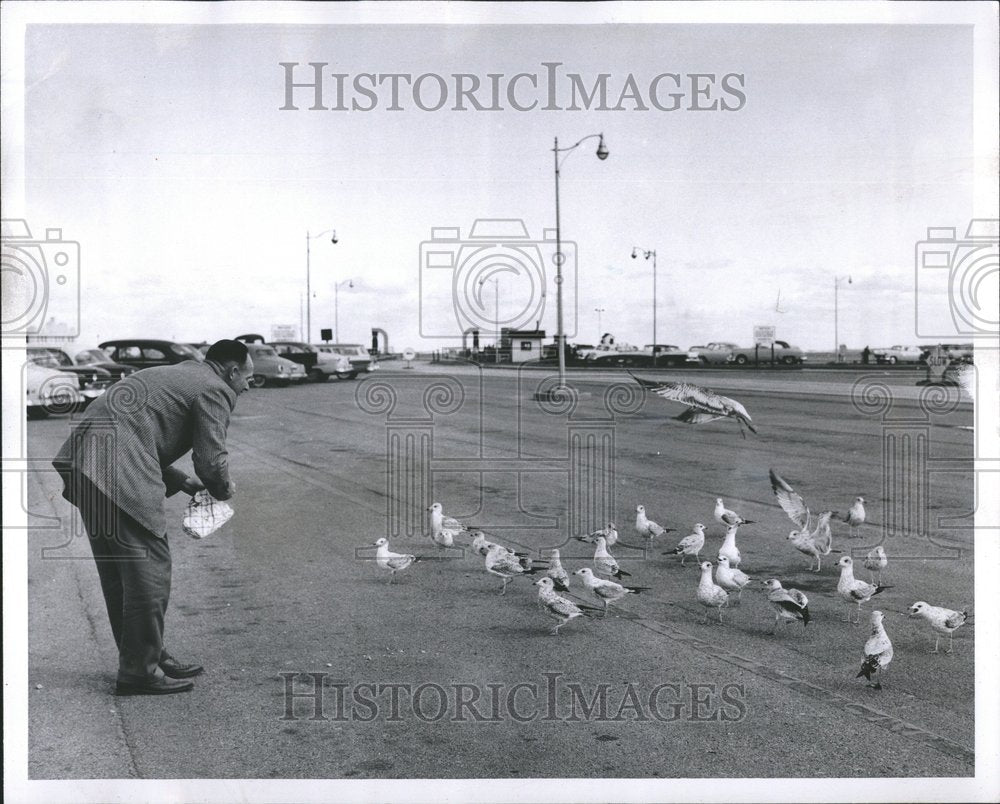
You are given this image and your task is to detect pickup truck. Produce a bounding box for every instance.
[872,345,926,365]
[729,340,806,365]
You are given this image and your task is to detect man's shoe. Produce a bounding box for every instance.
[159,657,204,679]
[115,676,194,696]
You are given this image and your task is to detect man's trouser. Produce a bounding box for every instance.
[72,475,172,681]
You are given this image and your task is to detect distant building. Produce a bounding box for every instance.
[502,328,546,364]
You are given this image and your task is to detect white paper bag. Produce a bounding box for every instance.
[182,490,234,539]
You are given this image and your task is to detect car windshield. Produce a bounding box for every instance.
[29,349,72,368]
[253,346,278,357]
[75,349,108,364]
[170,343,203,360]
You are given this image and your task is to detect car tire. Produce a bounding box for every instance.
[735,355,749,365]
[782,356,797,365]
[887,356,898,365]
[337,371,358,380]
[251,373,267,388]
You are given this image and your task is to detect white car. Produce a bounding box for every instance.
[873,345,925,364]
[25,362,88,419]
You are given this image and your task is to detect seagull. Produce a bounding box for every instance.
[664,523,706,566]
[534,577,600,634]
[630,373,758,438]
[372,537,418,584]
[576,522,620,548]
[836,556,892,624]
[484,543,541,596]
[573,568,649,616]
[635,505,674,539]
[864,545,887,585]
[718,524,742,568]
[428,502,469,533]
[469,531,527,559]
[545,548,571,592]
[714,498,755,527]
[715,555,751,604]
[856,610,893,690]
[697,561,730,623]
[769,469,835,571]
[838,497,867,538]
[908,601,969,654]
[592,535,631,580]
[762,579,809,633]
[429,525,463,549]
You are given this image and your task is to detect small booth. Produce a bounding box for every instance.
[503,328,546,364]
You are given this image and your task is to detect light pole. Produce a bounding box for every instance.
[334,278,353,343]
[480,277,500,364]
[553,132,609,389]
[305,228,338,344]
[834,274,852,362]
[631,247,657,368]
[594,307,605,336]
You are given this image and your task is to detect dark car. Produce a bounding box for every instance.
[25,347,115,408]
[99,339,205,371]
[72,347,139,381]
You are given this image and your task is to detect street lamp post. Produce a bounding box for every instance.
[480,277,500,364]
[553,133,609,390]
[594,307,605,336]
[305,228,338,344]
[834,274,853,362]
[631,247,657,368]
[334,278,353,343]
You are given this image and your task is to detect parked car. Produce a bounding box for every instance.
[728,340,807,365]
[25,361,96,419]
[872,345,925,365]
[26,347,115,403]
[643,344,697,367]
[688,342,739,365]
[940,343,974,361]
[271,341,354,381]
[317,343,379,373]
[71,347,139,381]
[245,343,307,387]
[98,339,204,371]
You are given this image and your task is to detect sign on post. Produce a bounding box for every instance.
[402,346,416,369]
[271,324,298,342]
[753,325,776,346]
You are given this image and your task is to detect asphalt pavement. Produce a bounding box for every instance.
[25,363,976,780]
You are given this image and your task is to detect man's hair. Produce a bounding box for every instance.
[205,339,249,367]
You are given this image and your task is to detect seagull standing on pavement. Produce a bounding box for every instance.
[714,498,755,527]
[635,505,674,540]
[715,555,751,604]
[718,524,742,568]
[545,548,571,592]
[856,610,893,689]
[485,543,540,596]
[770,469,835,571]
[697,561,730,623]
[372,538,418,584]
[573,568,649,616]
[470,531,525,559]
[534,577,599,635]
[576,522,620,548]
[665,524,706,566]
[837,556,892,624]
[864,545,888,585]
[630,373,758,438]
[908,601,969,654]
[428,502,469,533]
[762,579,809,633]
[592,535,631,580]
[839,497,866,538]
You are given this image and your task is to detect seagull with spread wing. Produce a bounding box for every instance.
[629,373,758,437]
[770,468,836,571]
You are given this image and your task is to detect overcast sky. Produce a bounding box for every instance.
[15,17,989,351]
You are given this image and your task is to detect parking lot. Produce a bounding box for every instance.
[26,363,975,779]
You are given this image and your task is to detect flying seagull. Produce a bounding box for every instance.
[629,373,758,438]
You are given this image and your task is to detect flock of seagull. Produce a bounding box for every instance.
[368,375,971,692]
